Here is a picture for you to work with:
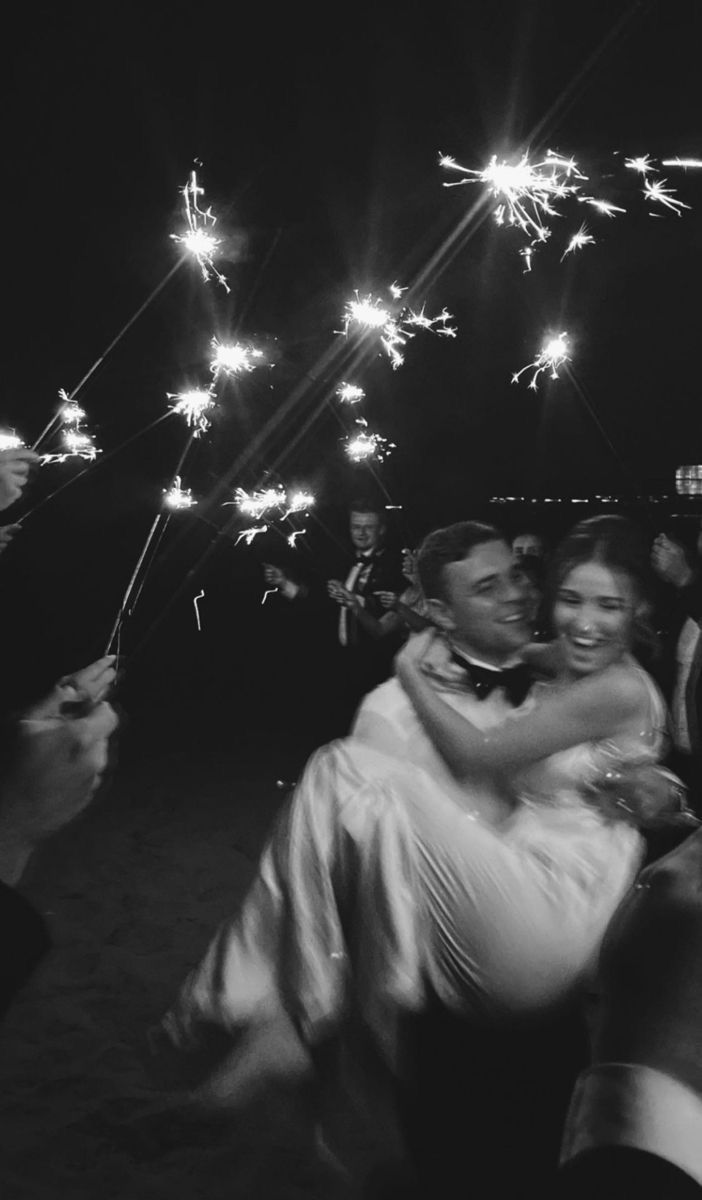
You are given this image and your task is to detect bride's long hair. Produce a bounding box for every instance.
[544,515,659,662]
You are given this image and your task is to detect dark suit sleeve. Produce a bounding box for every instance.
[0,880,51,1019]
[556,1147,701,1198]
[558,1064,702,1199]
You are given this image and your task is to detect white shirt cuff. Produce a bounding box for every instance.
[560,1063,702,1186]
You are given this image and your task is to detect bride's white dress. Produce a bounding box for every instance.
[165,665,666,1069]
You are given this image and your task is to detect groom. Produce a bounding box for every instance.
[351,519,538,814]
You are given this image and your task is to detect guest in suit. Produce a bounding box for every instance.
[263,498,404,731]
[651,525,702,809]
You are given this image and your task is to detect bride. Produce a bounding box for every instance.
[158,516,686,1108]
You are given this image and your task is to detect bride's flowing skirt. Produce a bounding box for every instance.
[164,738,643,1069]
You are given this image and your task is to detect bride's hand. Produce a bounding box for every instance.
[395,628,438,682]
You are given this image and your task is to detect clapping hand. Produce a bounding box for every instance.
[327,579,354,607]
[263,563,286,589]
[651,533,694,589]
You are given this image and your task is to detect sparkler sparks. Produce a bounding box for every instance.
[336,382,366,404]
[440,150,587,242]
[561,223,595,261]
[164,476,196,509]
[283,490,315,518]
[344,419,395,463]
[624,155,656,175]
[579,197,626,217]
[287,530,306,548]
[170,170,230,292]
[341,288,455,370]
[210,338,265,378]
[230,486,286,519]
[0,432,25,450]
[512,332,571,391]
[59,399,86,425]
[235,525,268,546]
[261,588,278,604]
[42,426,101,463]
[167,388,216,435]
[644,177,691,215]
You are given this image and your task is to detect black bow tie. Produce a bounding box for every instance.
[355,552,374,563]
[450,655,532,706]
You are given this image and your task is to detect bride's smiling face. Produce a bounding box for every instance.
[553,560,638,679]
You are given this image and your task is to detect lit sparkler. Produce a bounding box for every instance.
[561,223,595,261]
[512,332,571,391]
[42,427,101,463]
[261,588,278,604]
[283,490,315,518]
[341,287,455,370]
[235,525,268,546]
[59,398,87,425]
[644,177,691,215]
[170,170,230,292]
[164,476,196,510]
[210,338,265,378]
[344,418,395,463]
[230,486,286,519]
[0,432,25,450]
[287,530,306,548]
[336,382,366,404]
[440,150,587,242]
[167,388,216,435]
[624,155,656,175]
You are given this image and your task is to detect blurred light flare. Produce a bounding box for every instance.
[287,530,306,548]
[210,338,265,377]
[0,432,25,450]
[235,524,268,546]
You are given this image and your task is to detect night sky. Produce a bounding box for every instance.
[4,0,701,706]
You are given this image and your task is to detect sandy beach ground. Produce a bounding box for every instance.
[0,738,392,1200]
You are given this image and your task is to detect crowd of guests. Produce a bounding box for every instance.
[1,448,701,1197]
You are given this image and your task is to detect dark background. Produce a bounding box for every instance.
[3,0,701,752]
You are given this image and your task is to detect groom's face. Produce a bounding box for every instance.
[438,540,533,664]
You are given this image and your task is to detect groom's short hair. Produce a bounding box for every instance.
[417,521,505,601]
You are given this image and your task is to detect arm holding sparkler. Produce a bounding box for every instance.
[0,448,40,511]
[0,658,118,888]
[262,563,308,602]
[327,579,399,640]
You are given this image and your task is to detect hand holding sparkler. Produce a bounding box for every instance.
[0,665,118,885]
[0,448,40,510]
[0,525,22,556]
[327,579,356,608]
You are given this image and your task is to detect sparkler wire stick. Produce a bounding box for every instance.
[105,430,196,655]
[18,412,173,525]
[563,364,646,497]
[31,256,186,452]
